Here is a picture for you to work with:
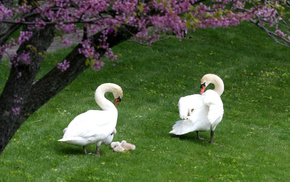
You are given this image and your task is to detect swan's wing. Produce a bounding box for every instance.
[178,95,202,119]
[69,110,115,126]
[202,90,224,125]
[63,110,117,139]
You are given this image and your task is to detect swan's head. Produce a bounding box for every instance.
[114,96,122,106]
[111,84,123,106]
[200,82,206,95]
[200,74,224,96]
[200,74,212,94]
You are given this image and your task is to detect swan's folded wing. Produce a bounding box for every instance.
[202,90,224,124]
[207,105,223,124]
[69,110,115,127]
[178,95,202,119]
[63,110,116,139]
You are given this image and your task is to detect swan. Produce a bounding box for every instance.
[58,83,123,156]
[169,74,224,143]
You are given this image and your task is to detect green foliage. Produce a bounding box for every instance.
[0,22,289,181]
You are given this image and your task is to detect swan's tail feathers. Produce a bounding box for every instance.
[169,119,195,135]
[57,137,87,146]
[62,127,67,134]
[58,137,76,143]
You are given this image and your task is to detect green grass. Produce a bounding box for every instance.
[0,22,289,181]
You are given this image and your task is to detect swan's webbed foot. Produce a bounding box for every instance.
[209,142,218,145]
[87,153,100,156]
[83,146,100,156]
[196,131,205,140]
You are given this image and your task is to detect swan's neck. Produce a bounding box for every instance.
[212,77,224,96]
[95,86,116,111]
[202,74,224,96]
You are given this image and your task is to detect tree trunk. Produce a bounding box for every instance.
[0,0,19,61]
[0,24,56,154]
[0,24,138,154]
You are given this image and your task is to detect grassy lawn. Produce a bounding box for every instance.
[0,22,289,181]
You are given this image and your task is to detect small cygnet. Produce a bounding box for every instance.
[121,140,136,151]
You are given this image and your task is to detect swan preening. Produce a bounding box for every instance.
[170,74,224,143]
[58,83,123,156]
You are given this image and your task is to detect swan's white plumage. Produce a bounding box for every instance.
[58,83,122,155]
[59,110,117,145]
[170,74,224,143]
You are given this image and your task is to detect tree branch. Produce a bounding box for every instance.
[23,24,139,115]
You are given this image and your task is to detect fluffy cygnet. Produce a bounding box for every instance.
[121,140,136,151]
[111,141,124,152]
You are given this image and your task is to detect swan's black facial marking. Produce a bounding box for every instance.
[200,82,206,88]
[114,96,122,106]
[116,96,122,102]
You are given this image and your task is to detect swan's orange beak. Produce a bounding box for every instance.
[200,83,206,95]
[114,97,122,106]
[200,86,205,95]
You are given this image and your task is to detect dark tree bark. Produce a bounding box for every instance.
[0,0,19,61]
[0,24,56,154]
[0,24,138,154]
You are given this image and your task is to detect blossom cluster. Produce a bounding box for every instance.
[12,97,23,116]
[0,0,289,71]
[57,60,70,72]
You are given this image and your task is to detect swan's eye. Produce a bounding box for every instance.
[200,82,206,88]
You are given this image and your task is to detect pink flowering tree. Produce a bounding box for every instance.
[0,0,289,154]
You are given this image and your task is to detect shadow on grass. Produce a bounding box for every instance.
[55,143,114,157]
[169,132,211,145]
[170,133,226,147]
[55,143,87,156]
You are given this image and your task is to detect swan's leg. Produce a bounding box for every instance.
[209,130,214,143]
[84,145,100,156]
[83,146,87,154]
[196,131,204,140]
[96,145,100,157]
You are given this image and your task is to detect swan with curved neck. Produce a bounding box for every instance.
[170,74,224,144]
[58,83,123,156]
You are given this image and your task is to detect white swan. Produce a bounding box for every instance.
[169,74,224,143]
[58,83,123,156]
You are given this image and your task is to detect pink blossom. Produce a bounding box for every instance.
[12,107,20,116]
[93,60,104,71]
[0,4,13,21]
[36,19,46,29]
[14,97,23,104]
[57,23,76,33]
[17,51,31,64]
[275,29,286,37]
[62,38,73,47]
[18,31,33,44]
[105,49,118,62]
[17,72,22,78]
[55,0,70,8]
[57,60,70,72]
